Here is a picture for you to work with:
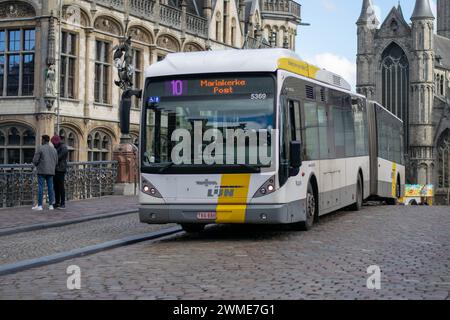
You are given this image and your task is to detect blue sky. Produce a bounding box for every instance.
[294,0,437,89]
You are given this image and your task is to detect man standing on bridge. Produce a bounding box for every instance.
[32,135,58,211]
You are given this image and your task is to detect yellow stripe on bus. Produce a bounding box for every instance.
[391,163,397,198]
[215,174,251,224]
[277,58,320,79]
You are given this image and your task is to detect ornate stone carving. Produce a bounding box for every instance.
[63,5,89,27]
[128,27,152,44]
[94,16,122,36]
[183,42,202,52]
[45,65,56,96]
[157,35,179,51]
[0,1,35,19]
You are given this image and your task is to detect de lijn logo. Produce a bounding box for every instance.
[207,186,242,198]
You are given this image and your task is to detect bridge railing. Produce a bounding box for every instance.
[0,161,118,208]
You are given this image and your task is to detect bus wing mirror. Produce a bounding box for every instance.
[290,141,302,169]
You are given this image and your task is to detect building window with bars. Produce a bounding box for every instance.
[60,31,77,99]
[87,130,112,161]
[0,28,35,97]
[94,40,111,104]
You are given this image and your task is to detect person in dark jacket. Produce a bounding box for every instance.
[32,135,58,211]
[52,135,68,209]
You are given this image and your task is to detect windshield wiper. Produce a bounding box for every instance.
[235,164,261,173]
[158,162,175,173]
[157,162,262,173]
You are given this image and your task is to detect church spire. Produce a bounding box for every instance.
[411,0,434,20]
[357,0,379,26]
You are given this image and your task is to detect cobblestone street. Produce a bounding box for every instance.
[0,205,449,300]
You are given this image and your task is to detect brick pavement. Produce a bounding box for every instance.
[0,205,449,300]
[0,196,139,230]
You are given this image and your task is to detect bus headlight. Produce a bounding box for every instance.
[141,177,162,198]
[253,176,277,198]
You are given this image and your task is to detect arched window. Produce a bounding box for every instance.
[381,43,409,149]
[59,128,78,162]
[437,130,450,189]
[87,129,112,161]
[0,124,35,164]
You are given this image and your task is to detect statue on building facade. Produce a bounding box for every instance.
[45,64,56,96]
[113,36,141,137]
[113,36,134,91]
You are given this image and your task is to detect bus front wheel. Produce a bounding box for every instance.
[294,183,316,231]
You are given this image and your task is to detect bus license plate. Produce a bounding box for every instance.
[197,212,216,220]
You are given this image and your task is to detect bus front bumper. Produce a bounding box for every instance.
[139,201,306,225]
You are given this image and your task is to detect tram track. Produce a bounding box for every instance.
[0,225,183,276]
[0,209,138,237]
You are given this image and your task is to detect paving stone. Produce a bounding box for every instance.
[0,205,449,300]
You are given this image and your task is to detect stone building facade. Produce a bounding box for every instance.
[0,0,302,164]
[356,0,450,203]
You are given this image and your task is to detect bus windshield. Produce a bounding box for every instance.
[141,74,276,173]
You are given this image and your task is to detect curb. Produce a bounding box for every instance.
[0,209,138,237]
[0,226,183,276]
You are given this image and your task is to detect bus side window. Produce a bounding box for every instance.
[301,101,319,160]
[289,100,301,142]
[332,106,345,159]
[354,98,368,156]
[343,100,355,158]
[318,104,329,159]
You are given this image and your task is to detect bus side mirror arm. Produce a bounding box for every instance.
[119,89,143,135]
[289,141,302,177]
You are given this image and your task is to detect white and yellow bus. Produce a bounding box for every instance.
[138,49,404,232]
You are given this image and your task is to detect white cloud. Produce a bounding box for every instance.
[321,0,336,12]
[306,53,357,91]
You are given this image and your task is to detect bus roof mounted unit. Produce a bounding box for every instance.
[145,49,352,92]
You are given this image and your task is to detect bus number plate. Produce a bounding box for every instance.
[197,212,216,220]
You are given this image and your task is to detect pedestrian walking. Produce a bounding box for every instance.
[32,135,58,211]
[52,135,68,209]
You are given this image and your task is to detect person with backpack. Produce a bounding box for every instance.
[52,135,68,210]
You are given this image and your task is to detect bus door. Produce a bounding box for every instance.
[330,103,345,209]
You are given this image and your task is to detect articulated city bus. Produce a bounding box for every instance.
[138,49,404,232]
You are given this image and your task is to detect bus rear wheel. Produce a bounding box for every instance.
[350,175,363,211]
[181,224,205,233]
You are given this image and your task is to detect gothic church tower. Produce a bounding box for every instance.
[437,0,450,38]
[356,0,379,100]
[410,0,435,184]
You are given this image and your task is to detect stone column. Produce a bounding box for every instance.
[113,143,139,196]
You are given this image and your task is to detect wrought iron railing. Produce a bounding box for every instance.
[0,161,118,208]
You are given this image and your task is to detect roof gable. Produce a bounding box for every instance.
[377,6,411,38]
